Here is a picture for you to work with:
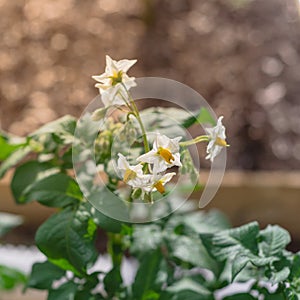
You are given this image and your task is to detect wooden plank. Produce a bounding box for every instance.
[0,171,299,236]
[0,287,46,300]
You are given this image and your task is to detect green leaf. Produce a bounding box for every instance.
[131,224,163,255]
[75,290,102,300]
[265,293,286,300]
[92,208,122,233]
[163,278,213,300]
[27,261,65,290]
[250,256,278,267]
[87,188,130,225]
[0,135,24,161]
[73,113,100,146]
[11,160,81,207]
[223,294,257,300]
[142,290,160,300]
[0,265,26,290]
[48,281,78,300]
[232,255,250,282]
[19,173,83,207]
[161,291,212,300]
[200,222,260,261]
[35,206,98,275]
[182,107,216,128]
[179,149,199,184]
[61,147,73,169]
[231,255,277,282]
[140,107,188,138]
[167,235,218,273]
[283,288,299,300]
[132,250,162,299]
[11,160,57,202]
[0,212,23,238]
[103,267,122,297]
[181,210,231,234]
[0,146,31,179]
[48,258,79,276]
[30,115,76,141]
[259,225,291,257]
[271,267,290,284]
[290,253,300,279]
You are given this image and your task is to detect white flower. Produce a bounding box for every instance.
[141,172,176,194]
[92,55,137,107]
[117,154,176,195]
[137,134,182,174]
[117,154,144,188]
[206,116,228,162]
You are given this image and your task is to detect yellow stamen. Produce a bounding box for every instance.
[157,147,174,164]
[109,71,123,86]
[154,180,165,194]
[123,169,136,183]
[215,137,227,147]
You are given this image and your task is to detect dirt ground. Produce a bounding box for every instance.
[0,0,300,170]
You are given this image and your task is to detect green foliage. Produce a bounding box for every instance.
[27,261,65,290]
[0,134,25,161]
[1,113,300,299]
[162,278,213,300]
[223,294,256,300]
[0,265,26,290]
[103,266,123,298]
[0,146,31,179]
[181,107,216,128]
[30,115,77,143]
[132,250,162,299]
[0,212,26,291]
[11,160,82,207]
[48,281,78,300]
[35,205,98,275]
[259,225,291,257]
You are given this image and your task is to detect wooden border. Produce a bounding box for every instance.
[1,171,300,236]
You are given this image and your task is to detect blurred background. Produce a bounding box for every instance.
[0,0,300,170]
[0,1,300,298]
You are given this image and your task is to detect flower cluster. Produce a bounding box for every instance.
[117,134,182,197]
[92,56,229,202]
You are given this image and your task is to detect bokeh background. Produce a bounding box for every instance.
[0,2,300,298]
[0,0,300,171]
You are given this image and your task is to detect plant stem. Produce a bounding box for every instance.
[107,233,123,268]
[179,135,209,147]
[121,83,150,153]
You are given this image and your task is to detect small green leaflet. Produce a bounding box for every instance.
[182,107,216,128]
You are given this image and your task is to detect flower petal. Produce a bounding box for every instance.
[117,59,137,73]
[137,150,157,163]
[117,153,129,171]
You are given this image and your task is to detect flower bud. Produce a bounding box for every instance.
[94,130,112,163]
[119,120,138,145]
